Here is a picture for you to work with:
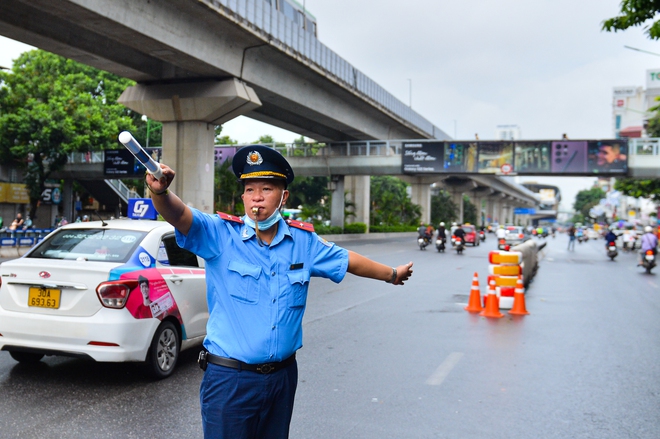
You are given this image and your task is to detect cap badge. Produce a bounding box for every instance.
[246,151,263,166]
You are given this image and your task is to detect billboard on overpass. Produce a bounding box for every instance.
[402,139,627,176]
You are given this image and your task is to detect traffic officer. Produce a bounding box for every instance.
[146,145,414,439]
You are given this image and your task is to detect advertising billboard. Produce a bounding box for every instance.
[402,139,628,176]
[477,142,513,173]
[402,142,443,173]
[443,142,478,172]
[514,141,551,173]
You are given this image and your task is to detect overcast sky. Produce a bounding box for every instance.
[1,0,657,210]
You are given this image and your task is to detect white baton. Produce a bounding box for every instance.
[117,131,164,180]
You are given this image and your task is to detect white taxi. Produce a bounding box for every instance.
[0,219,208,379]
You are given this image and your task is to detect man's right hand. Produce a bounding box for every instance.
[146,164,175,194]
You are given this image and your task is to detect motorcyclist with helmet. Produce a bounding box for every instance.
[638,226,658,265]
[604,227,618,249]
[437,222,447,241]
[453,223,466,246]
[417,221,432,247]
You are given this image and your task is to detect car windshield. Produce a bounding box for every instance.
[463,226,475,233]
[507,227,524,235]
[27,228,147,262]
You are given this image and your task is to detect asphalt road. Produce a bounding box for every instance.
[0,235,658,438]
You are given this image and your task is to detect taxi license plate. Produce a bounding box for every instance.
[28,287,61,309]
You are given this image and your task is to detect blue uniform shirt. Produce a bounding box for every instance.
[176,208,349,364]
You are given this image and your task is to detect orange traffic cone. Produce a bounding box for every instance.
[508,275,530,315]
[479,280,504,318]
[465,272,483,313]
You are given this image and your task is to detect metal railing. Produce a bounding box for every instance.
[217,140,409,157]
[202,0,444,139]
[104,179,139,200]
[67,152,139,201]
[629,138,660,156]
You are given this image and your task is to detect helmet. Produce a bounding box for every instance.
[440,222,445,227]
[452,222,457,226]
[645,226,653,233]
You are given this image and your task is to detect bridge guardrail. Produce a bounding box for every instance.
[204,0,443,139]
[629,138,660,156]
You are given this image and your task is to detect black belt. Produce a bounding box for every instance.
[198,350,296,374]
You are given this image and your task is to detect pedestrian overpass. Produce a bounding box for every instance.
[57,137,657,228]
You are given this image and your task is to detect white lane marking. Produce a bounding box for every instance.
[649,281,658,289]
[426,352,464,386]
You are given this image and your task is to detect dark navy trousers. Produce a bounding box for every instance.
[200,360,298,439]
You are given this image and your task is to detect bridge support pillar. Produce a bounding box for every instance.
[410,181,431,224]
[330,175,345,229]
[345,176,370,229]
[451,191,464,224]
[118,79,261,213]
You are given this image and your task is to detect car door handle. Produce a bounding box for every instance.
[169,275,184,284]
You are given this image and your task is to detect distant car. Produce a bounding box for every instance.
[462,225,479,246]
[504,226,529,247]
[0,219,208,379]
[586,228,599,240]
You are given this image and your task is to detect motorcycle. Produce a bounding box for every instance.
[642,250,656,274]
[452,236,464,254]
[497,238,508,251]
[606,242,618,261]
[577,235,584,244]
[417,235,431,250]
[478,230,486,242]
[435,237,446,252]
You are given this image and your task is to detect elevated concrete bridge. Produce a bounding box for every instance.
[0,0,448,216]
[58,141,540,227]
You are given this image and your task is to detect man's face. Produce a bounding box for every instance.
[139,282,150,306]
[241,179,289,221]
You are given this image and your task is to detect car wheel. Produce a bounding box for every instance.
[146,320,179,379]
[9,351,44,364]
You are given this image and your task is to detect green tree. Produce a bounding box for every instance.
[573,187,606,219]
[463,195,478,225]
[602,1,660,39]
[214,157,243,214]
[370,176,421,226]
[0,50,135,219]
[430,190,458,224]
[287,176,329,212]
[614,178,660,199]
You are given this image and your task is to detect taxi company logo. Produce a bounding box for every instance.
[138,252,151,267]
[39,271,51,279]
[121,236,137,244]
[132,200,149,217]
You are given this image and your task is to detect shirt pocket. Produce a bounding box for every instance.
[286,269,311,309]
[227,260,262,304]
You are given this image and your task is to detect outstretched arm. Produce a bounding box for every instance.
[347,251,413,285]
[145,164,194,235]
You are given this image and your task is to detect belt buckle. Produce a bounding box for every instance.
[257,363,274,374]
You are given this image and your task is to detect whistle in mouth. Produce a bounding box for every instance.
[252,207,259,215]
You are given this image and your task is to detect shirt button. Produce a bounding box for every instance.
[269,354,274,359]
[272,299,276,303]
[272,326,276,330]
[271,272,276,276]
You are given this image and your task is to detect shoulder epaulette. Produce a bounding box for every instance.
[286,219,315,232]
[217,212,244,224]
